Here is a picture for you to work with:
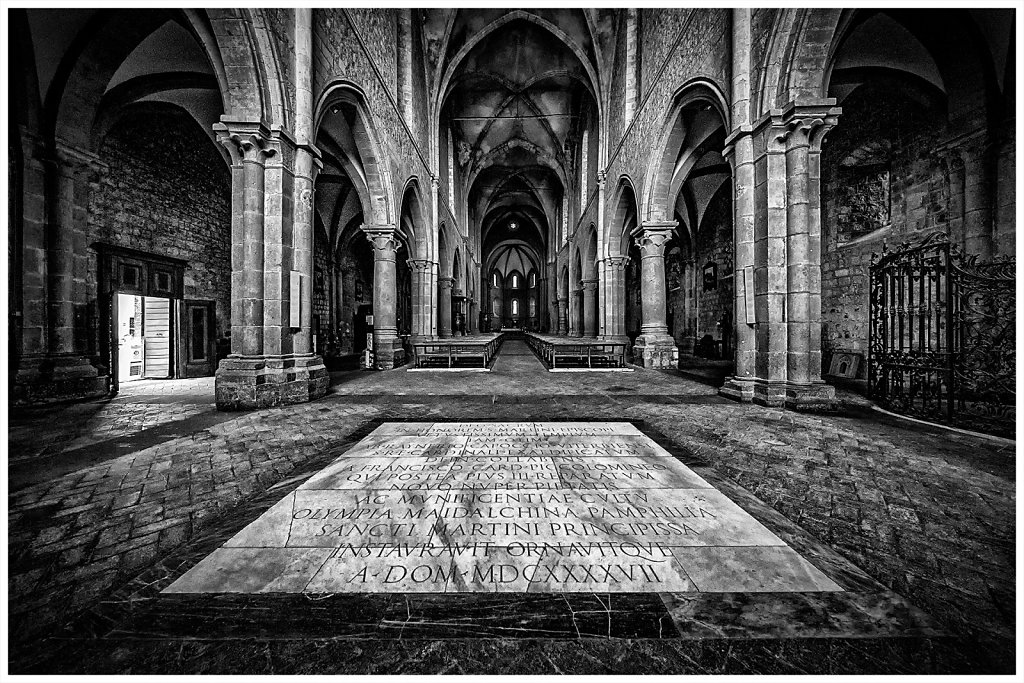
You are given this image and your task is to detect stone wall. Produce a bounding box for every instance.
[665,187,732,354]
[260,8,296,131]
[313,228,330,323]
[315,8,433,242]
[88,105,231,344]
[820,79,1014,376]
[695,187,733,342]
[604,9,729,245]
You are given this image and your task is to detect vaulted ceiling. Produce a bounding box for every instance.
[432,11,605,268]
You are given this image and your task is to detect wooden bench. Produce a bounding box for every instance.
[412,333,505,368]
[525,333,628,369]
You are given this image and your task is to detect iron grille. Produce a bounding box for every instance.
[869,232,1015,438]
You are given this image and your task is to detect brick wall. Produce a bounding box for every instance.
[88,105,231,341]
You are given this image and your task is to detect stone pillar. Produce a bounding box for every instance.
[631,221,677,368]
[582,278,598,337]
[730,102,839,410]
[557,297,568,335]
[720,131,757,401]
[408,258,433,342]
[437,276,453,337]
[601,256,630,343]
[214,122,328,409]
[47,146,106,391]
[331,257,343,347]
[364,225,405,369]
[14,142,108,402]
[962,142,994,259]
[720,6,756,402]
[452,290,465,336]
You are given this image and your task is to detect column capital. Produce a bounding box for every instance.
[48,140,108,180]
[767,102,842,153]
[438,276,455,290]
[596,168,607,186]
[362,224,401,258]
[215,121,279,165]
[581,278,599,290]
[407,258,434,273]
[632,221,677,258]
[604,255,630,271]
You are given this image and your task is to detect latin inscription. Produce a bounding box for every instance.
[165,423,841,595]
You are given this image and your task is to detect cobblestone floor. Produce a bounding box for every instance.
[6,345,1016,673]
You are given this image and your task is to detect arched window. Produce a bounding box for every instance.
[529,271,537,287]
[512,274,519,288]
[528,297,537,317]
[492,298,500,315]
[492,272,499,287]
[512,299,520,316]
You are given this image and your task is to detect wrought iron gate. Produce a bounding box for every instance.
[868,232,1015,438]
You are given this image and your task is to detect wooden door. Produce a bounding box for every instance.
[182,299,216,377]
[143,297,172,378]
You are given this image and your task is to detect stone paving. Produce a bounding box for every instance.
[6,342,1016,672]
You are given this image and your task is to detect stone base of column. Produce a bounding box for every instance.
[719,376,756,402]
[749,379,837,411]
[784,381,838,412]
[215,354,328,411]
[373,336,406,370]
[752,379,788,407]
[632,333,678,369]
[12,354,109,404]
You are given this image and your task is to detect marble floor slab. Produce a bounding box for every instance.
[164,422,841,595]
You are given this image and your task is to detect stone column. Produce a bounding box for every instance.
[601,256,630,343]
[363,225,404,369]
[220,126,272,356]
[720,6,756,401]
[631,221,677,368]
[782,111,837,409]
[408,258,433,342]
[962,142,994,259]
[557,297,568,335]
[582,278,598,337]
[214,122,328,409]
[331,257,343,347]
[13,131,50,398]
[734,102,839,410]
[538,276,549,332]
[437,276,453,338]
[13,142,108,402]
[720,131,757,401]
[452,289,465,336]
[47,145,106,391]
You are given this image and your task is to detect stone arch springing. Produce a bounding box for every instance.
[642,79,730,224]
[315,81,395,226]
[399,176,428,260]
[45,9,273,153]
[611,176,640,257]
